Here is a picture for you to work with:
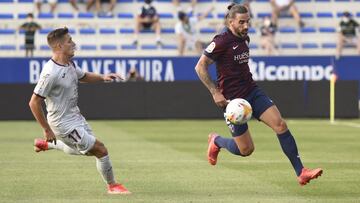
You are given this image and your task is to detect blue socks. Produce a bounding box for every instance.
[215,136,242,156]
[277,130,304,176]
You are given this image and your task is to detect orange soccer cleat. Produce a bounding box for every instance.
[207,133,220,165]
[297,167,323,186]
[107,183,131,195]
[34,138,48,152]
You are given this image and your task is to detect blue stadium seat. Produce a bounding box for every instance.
[117,0,133,2]
[58,0,69,2]
[315,0,330,2]
[99,28,116,34]
[0,29,16,34]
[337,12,352,18]
[334,0,350,2]
[217,13,225,19]
[18,13,28,19]
[0,13,13,19]
[141,44,158,50]
[0,0,14,3]
[0,45,16,50]
[79,28,96,34]
[197,0,212,2]
[120,28,134,34]
[162,44,177,50]
[279,27,296,33]
[302,43,319,49]
[38,13,54,19]
[257,12,271,18]
[255,0,269,2]
[156,0,171,2]
[80,45,97,50]
[357,12,360,18]
[140,29,155,33]
[40,45,51,50]
[280,43,298,49]
[299,12,314,18]
[121,44,137,50]
[200,28,216,34]
[321,43,336,49]
[98,13,114,19]
[58,13,74,19]
[18,0,33,2]
[300,27,316,33]
[78,12,94,19]
[100,45,118,50]
[296,0,311,2]
[248,28,256,34]
[249,44,258,49]
[39,28,52,34]
[319,27,336,33]
[68,28,76,34]
[161,28,175,34]
[158,13,174,19]
[316,12,333,18]
[117,13,134,19]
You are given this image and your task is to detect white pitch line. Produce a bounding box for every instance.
[334,122,360,128]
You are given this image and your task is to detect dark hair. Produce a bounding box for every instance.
[225,4,248,19]
[178,11,187,21]
[47,27,69,47]
[27,13,34,18]
[144,0,152,4]
[343,11,351,17]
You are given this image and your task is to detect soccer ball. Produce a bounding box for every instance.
[225,98,252,125]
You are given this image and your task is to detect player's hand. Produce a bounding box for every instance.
[44,128,56,145]
[212,90,228,109]
[103,73,123,82]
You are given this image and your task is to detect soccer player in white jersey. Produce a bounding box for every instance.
[28,27,130,195]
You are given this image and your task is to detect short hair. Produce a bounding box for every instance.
[27,13,33,18]
[47,27,69,48]
[178,11,187,21]
[226,4,248,20]
[343,11,351,18]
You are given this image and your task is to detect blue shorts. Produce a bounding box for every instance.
[224,87,274,137]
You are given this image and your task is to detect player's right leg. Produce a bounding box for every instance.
[207,117,255,165]
[88,139,131,195]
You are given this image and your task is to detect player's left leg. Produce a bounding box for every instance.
[260,105,322,185]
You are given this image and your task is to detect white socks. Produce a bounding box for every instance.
[47,140,81,155]
[96,155,116,185]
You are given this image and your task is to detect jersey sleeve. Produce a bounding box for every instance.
[33,69,56,98]
[72,61,85,80]
[203,35,227,61]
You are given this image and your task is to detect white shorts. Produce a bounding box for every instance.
[57,123,96,155]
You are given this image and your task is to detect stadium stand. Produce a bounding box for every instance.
[0,0,359,56]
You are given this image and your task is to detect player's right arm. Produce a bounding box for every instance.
[29,94,56,144]
[195,55,227,109]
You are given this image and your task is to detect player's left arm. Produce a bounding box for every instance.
[79,72,123,83]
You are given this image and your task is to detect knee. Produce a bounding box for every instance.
[240,146,255,157]
[273,119,288,134]
[93,141,108,157]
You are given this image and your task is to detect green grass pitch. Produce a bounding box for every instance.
[1,119,360,202]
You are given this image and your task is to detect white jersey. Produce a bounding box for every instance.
[33,59,86,136]
[175,16,199,49]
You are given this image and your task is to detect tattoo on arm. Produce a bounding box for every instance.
[195,55,217,95]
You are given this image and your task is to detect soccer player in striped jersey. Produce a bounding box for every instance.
[195,4,322,186]
[29,27,130,194]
